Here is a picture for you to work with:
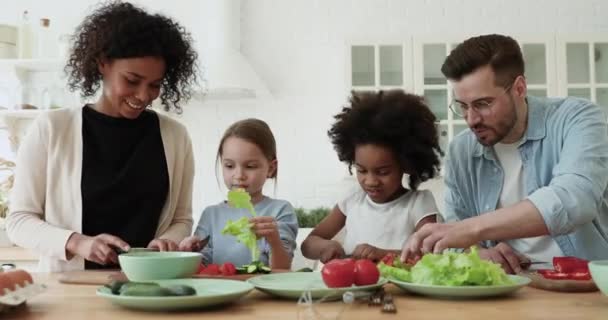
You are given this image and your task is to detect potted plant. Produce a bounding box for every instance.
[0,157,15,247]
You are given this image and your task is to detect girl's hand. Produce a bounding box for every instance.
[250,216,280,245]
[178,236,208,252]
[352,243,387,262]
[319,240,345,263]
[148,238,178,251]
[66,233,130,265]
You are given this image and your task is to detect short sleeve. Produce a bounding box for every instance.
[411,190,439,227]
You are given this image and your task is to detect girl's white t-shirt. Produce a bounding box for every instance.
[339,189,439,254]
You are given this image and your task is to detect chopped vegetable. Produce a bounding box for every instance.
[553,257,589,273]
[536,256,591,281]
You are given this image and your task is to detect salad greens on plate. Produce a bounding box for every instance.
[379,247,513,286]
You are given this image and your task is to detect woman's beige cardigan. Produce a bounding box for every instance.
[6,107,194,271]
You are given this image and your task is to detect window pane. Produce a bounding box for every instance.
[522,44,546,84]
[424,89,448,120]
[352,46,375,86]
[528,89,547,97]
[566,43,590,84]
[595,43,608,83]
[379,46,402,86]
[423,44,446,85]
[568,88,591,100]
[597,88,608,118]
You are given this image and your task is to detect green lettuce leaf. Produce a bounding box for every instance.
[227,188,256,217]
[409,247,513,286]
[222,188,259,261]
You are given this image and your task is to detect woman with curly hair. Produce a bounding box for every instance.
[301,90,443,263]
[6,1,199,271]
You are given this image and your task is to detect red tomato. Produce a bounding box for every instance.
[321,258,355,288]
[354,259,380,286]
[4,270,33,287]
[201,264,221,275]
[197,264,206,274]
[553,257,589,273]
[220,262,237,276]
[380,253,395,266]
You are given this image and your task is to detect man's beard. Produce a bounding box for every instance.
[474,99,518,146]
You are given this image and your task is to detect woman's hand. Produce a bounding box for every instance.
[178,236,208,252]
[148,238,178,251]
[66,233,130,265]
[250,216,280,245]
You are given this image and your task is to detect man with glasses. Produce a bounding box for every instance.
[401,34,608,273]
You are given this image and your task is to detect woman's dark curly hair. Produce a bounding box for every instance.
[328,90,443,190]
[65,1,198,112]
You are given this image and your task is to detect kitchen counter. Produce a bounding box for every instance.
[2,273,607,319]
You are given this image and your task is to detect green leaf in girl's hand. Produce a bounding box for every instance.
[228,188,256,217]
[222,188,259,261]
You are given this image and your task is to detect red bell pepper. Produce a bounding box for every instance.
[553,257,589,273]
[537,269,570,280]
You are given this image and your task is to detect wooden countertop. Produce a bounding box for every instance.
[2,273,607,319]
[0,246,38,261]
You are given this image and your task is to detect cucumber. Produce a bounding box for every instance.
[119,283,174,297]
[165,285,196,296]
[246,264,258,273]
[104,280,128,295]
[260,266,271,273]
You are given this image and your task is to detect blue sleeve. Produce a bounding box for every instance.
[527,101,608,235]
[274,202,299,258]
[195,207,213,264]
[443,141,471,223]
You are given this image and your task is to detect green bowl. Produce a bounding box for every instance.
[118,251,202,281]
[589,260,608,296]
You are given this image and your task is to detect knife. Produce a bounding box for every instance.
[520,261,550,269]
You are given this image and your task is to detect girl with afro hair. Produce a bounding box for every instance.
[6,1,199,271]
[302,90,443,263]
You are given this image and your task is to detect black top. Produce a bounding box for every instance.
[81,105,169,269]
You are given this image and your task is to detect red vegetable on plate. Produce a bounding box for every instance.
[536,257,591,281]
[353,259,380,286]
[321,258,356,288]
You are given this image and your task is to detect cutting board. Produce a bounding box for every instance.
[57,269,291,285]
[521,271,598,292]
[58,270,127,285]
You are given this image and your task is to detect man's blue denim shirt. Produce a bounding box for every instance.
[444,96,608,260]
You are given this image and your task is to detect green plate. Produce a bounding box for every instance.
[96,279,253,311]
[247,272,387,300]
[390,274,531,298]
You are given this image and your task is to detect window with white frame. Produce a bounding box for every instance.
[350,36,558,158]
[557,36,608,116]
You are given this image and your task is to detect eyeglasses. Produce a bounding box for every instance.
[449,82,514,118]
